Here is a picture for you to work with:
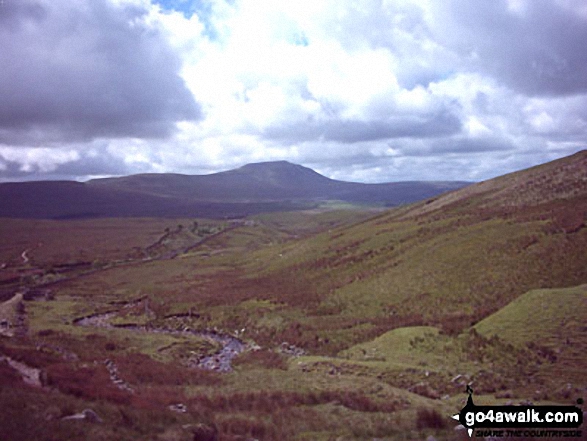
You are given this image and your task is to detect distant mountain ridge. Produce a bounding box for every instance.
[87,160,467,204]
[0,161,470,219]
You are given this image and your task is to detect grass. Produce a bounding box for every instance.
[474,285,587,396]
[340,326,443,365]
[243,196,587,344]
[0,378,210,441]
[1,153,587,439]
[0,218,205,266]
[474,284,587,346]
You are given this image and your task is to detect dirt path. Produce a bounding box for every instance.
[0,292,26,337]
[0,355,42,387]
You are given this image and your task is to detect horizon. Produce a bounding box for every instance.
[1,155,564,185]
[3,150,586,185]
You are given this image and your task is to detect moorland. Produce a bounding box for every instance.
[0,153,586,440]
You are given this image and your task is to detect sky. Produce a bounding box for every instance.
[0,0,586,183]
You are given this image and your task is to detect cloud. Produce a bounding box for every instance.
[263,111,462,144]
[429,0,587,96]
[523,94,587,138]
[111,0,587,181]
[0,143,137,181]
[0,0,585,184]
[0,0,201,146]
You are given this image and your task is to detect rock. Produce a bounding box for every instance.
[426,436,437,441]
[82,409,103,423]
[62,408,102,423]
[62,413,85,421]
[169,403,188,413]
[189,423,218,441]
[43,406,62,421]
[408,382,441,399]
[278,341,306,357]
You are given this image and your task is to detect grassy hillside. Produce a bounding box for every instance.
[475,284,587,346]
[475,285,587,390]
[230,151,587,342]
[0,152,586,440]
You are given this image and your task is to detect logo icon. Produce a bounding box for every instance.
[452,386,583,438]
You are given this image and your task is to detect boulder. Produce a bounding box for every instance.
[190,423,218,441]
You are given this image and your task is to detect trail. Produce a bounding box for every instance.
[0,355,42,387]
[9,222,243,297]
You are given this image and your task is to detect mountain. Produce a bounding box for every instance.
[87,160,468,203]
[238,150,587,337]
[0,161,469,219]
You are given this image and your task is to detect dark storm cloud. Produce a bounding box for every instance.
[0,145,133,181]
[432,0,587,96]
[51,149,132,178]
[0,0,201,146]
[263,111,462,144]
[0,157,27,180]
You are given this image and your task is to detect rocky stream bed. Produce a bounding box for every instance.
[74,311,248,372]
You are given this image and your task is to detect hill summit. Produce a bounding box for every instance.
[228,161,330,185]
[0,161,469,219]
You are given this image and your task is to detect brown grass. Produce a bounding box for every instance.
[45,362,131,404]
[115,352,222,387]
[415,407,447,429]
[232,349,288,370]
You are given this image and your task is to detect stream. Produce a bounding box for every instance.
[74,312,247,372]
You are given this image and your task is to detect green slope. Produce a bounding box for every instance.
[237,151,587,345]
[474,284,587,347]
[474,285,587,390]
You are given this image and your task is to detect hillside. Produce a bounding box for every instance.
[474,285,587,388]
[0,151,586,440]
[401,150,587,218]
[0,179,315,219]
[229,151,587,338]
[0,161,469,219]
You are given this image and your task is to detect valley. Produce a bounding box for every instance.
[0,153,586,440]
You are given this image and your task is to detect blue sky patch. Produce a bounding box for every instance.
[153,0,217,38]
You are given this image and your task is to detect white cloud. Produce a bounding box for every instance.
[0,147,79,173]
[0,0,586,183]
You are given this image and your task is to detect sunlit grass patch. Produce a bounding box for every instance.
[340,326,442,364]
[474,284,587,346]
